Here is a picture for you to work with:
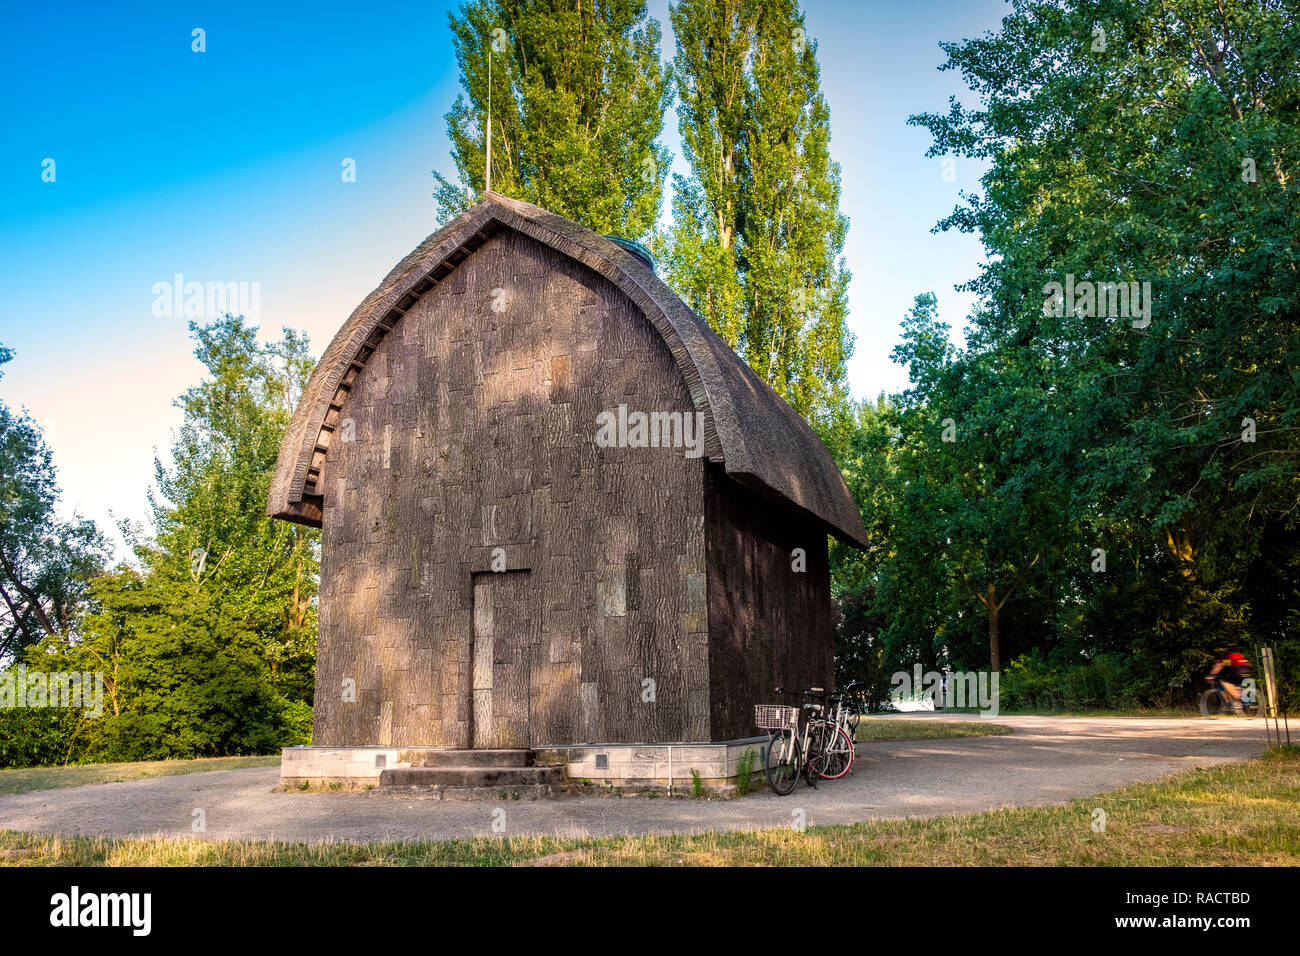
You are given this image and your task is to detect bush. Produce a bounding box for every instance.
[1001,650,1168,712]
[0,706,79,768]
[0,646,315,768]
[1059,654,1139,710]
[1000,651,1062,711]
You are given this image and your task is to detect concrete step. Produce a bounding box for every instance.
[407,749,534,768]
[371,783,561,801]
[379,764,565,789]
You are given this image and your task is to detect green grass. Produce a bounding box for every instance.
[3,748,1294,867]
[940,706,1297,718]
[0,756,281,797]
[931,705,1202,717]
[854,719,1013,741]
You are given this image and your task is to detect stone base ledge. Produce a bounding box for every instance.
[535,738,767,792]
[280,738,769,793]
[280,746,445,784]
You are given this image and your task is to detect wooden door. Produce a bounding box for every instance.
[471,571,531,749]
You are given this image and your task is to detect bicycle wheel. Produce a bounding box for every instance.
[816,725,855,780]
[804,722,830,785]
[1198,688,1225,716]
[765,730,800,795]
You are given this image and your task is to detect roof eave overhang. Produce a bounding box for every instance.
[267,191,867,550]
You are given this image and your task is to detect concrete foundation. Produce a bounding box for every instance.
[280,737,770,793]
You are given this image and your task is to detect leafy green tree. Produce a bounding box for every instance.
[881,295,1069,673]
[832,392,952,698]
[665,0,853,440]
[433,0,672,239]
[835,0,1300,705]
[909,0,1300,600]
[0,345,109,662]
[7,316,321,766]
[142,315,319,704]
[661,0,752,350]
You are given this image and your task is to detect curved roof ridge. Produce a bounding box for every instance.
[268,191,867,547]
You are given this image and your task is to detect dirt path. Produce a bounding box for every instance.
[0,715,1270,844]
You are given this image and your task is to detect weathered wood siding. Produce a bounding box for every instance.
[704,465,835,741]
[315,229,710,747]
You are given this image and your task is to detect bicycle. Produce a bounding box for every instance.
[1199,677,1259,717]
[840,680,868,737]
[756,688,834,795]
[816,684,861,780]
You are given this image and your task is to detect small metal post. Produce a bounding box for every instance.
[485,45,492,194]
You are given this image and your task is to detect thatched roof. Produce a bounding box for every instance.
[267,191,867,547]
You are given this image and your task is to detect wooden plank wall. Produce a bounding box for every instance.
[703,465,835,741]
[315,230,710,747]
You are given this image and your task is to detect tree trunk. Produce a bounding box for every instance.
[1162,526,1197,579]
[0,560,57,638]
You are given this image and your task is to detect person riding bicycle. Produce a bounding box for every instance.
[1205,647,1251,715]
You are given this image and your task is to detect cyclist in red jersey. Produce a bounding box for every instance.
[1206,648,1251,715]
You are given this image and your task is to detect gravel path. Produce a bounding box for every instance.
[0,715,1269,844]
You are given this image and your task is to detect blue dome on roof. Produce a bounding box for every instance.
[602,235,656,271]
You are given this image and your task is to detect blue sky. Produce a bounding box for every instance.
[0,0,1006,555]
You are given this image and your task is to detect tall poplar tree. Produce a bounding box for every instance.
[433,0,672,239]
[665,0,853,438]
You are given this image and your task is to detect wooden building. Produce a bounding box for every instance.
[268,192,866,769]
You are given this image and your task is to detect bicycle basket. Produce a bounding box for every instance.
[754,704,799,730]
